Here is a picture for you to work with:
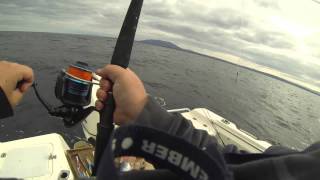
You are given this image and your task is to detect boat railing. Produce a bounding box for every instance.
[167,108,191,113]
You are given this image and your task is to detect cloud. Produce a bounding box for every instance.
[235,29,294,49]
[204,8,251,30]
[253,0,279,9]
[0,0,319,86]
[143,3,177,19]
[0,0,126,36]
[0,1,96,18]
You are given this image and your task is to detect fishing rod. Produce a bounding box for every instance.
[93,0,144,174]
[29,1,221,179]
[31,0,144,176]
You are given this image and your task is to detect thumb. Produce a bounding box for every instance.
[113,109,131,126]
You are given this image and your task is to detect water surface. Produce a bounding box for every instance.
[0,31,319,149]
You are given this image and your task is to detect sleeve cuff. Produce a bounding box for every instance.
[133,96,172,127]
[0,87,13,119]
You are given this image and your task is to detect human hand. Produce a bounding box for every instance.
[0,61,34,108]
[95,65,147,125]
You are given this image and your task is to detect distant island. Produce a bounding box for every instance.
[139,39,183,50]
[139,39,201,56]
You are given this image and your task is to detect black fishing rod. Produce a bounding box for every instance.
[31,0,144,176]
[31,0,144,166]
[92,0,144,175]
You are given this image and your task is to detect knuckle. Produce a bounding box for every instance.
[96,89,106,99]
[26,66,34,73]
[100,80,110,89]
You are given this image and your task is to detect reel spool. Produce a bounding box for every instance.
[55,61,93,107]
[32,61,95,127]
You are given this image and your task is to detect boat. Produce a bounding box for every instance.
[0,97,272,179]
[82,81,272,154]
[0,76,272,179]
[0,0,272,179]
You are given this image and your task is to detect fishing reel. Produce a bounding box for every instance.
[33,61,96,127]
[55,61,93,107]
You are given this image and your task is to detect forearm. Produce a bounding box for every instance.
[0,87,13,119]
[133,96,218,149]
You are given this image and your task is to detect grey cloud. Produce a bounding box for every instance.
[146,22,236,48]
[143,2,251,31]
[146,20,254,62]
[235,30,294,49]
[0,0,126,35]
[143,6,253,52]
[167,7,252,31]
[145,8,292,54]
[0,0,318,85]
[86,15,123,35]
[0,0,288,50]
[204,8,251,30]
[253,0,279,9]
[0,0,96,19]
[143,2,177,19]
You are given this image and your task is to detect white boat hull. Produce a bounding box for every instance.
[0,133,74,180]
[82,82,272,153]
[0,80,272,179]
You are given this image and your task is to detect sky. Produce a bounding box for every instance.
[0,0,319,86]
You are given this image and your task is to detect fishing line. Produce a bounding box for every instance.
[32,82,53,113]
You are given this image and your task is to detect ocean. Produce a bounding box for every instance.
[0,31,319,150]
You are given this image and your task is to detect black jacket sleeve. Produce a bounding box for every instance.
[134,96,218,149]
[0,87,13,119]
[133,97,320,180]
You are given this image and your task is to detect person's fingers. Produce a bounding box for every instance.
[2,64,33,93]
[96,88,108,101]
[22,67,34,84]
[99,79,112,91]
[15,64,34,83]
[20,81,33,93]
[10,89,24,107]
[95,100,104,111]
[96,65,126,82]
[8,64,34,92]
